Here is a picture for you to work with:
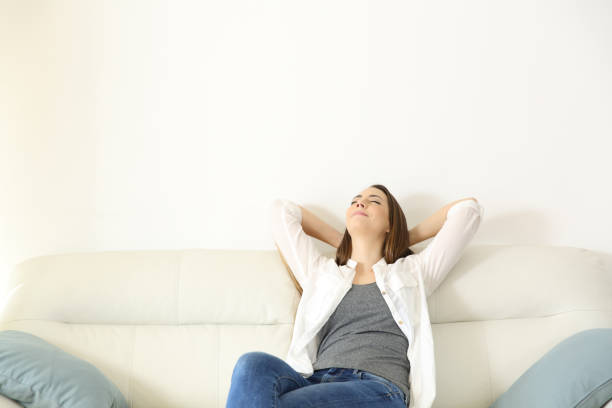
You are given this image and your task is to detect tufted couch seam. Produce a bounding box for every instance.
[432,308,612,324]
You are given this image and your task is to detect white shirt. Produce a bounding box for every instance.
[268,198,484,408]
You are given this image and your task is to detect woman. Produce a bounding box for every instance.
[226,184,484,408]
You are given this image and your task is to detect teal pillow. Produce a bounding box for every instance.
[489,328,612,408]
[0,330,128,408]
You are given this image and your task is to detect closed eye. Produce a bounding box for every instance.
[351,201,381,205]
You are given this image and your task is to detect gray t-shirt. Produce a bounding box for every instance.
[312,281,411,399]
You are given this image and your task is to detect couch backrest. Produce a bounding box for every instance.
[0,245,610,408]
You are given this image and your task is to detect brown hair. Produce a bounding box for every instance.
[335,184,414,267]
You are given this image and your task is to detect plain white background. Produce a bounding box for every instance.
[1,0,611,296]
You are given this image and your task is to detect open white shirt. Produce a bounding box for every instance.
[268,198,484,408]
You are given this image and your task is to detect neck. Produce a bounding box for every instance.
[350,236,385,276]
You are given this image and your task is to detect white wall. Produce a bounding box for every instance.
[1,0,611,294]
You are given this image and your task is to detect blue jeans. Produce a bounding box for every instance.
[226,351,409,407]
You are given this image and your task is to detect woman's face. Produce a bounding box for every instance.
[345,187,390,237]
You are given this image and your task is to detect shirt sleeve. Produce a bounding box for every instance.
[413,199,484,298]
[268,198,327,290]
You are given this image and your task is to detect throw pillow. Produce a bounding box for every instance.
[489,328,612,408]
[0,330,128,408]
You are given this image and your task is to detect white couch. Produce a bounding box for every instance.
[0,244,611,408]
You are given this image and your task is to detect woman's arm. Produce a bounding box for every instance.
[408,197,479,247]
[299,205,343,249]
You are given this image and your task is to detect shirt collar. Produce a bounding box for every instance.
[346,256,387,270]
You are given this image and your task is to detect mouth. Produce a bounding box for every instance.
[353,212,367,217]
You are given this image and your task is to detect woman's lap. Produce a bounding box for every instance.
[226,351,407,408]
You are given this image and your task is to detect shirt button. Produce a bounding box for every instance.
[381,290,386,295]
[398,320,403,324]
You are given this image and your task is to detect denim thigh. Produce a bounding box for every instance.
[226,351,311,408]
